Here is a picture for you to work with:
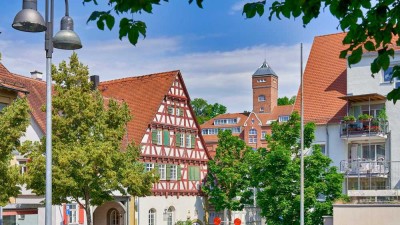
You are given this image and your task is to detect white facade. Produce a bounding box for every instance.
[136,196,205,225]
[314,52,400,200]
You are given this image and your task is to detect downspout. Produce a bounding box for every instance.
[126,197,129,225]
[326,124,329,157]
[137,197,140,225]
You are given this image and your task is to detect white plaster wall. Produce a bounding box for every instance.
[137,196,205,225]
[314,124,347,169]
[347,53,400,189]
[20,117,43,142]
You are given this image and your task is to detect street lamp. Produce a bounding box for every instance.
[12,1,82,225]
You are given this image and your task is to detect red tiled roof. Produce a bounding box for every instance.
[0,63,47,133]
[99,71,179,144]
[258,105,294,124]
[294,33,348,124]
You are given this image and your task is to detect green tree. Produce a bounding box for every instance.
[0,97,30,206]
[277,96,296,106]
[23,53,158,225]
[190,98,227,124]
[83,0,400,102]
[202,130,254,223]
[250,112,344,225]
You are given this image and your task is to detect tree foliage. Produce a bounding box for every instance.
[23,53,158,225]
[202,130,254,221]
[0,97,30,206]
[250,112,344,225]
[83,0,400,102]
[277,96,296,106]
[190,98,227,124]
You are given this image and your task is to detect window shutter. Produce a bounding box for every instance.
[79,204,85,224]
[177,165,182,180]
[188,166,194,181]
[191,134,195,148]
[195,166,201,180]
[179,108,184,116]
[168,106,173,114]
[163,130,170,146]
[152,129,157,143]
[166,164,171,180]
[63,204,68,225]
[176,133,181,146]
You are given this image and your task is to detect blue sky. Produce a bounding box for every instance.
[0,1,341,112]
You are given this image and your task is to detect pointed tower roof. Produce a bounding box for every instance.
[252,60,277,77]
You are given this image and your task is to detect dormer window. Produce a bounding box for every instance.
[0,102,7,111]
[258,95,266,102]
[214,118,238,125]
[278,115,290,122]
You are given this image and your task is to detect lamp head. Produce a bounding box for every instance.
[53,16,82,50]
[12,0,46,32]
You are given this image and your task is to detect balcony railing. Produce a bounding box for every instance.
[340,119,389,138]
[340,160,390,176]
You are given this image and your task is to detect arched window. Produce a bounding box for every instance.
[249,129,257,144]
[107,208,120,225]
[167,206,175,225]
[149,208,156,225]
[258,95,266,102]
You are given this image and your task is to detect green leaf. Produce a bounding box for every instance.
[387,88,400,104]
[105,15,115,30]
[128,28,139,45]
[339,50,348,59]
[363,41,375,51]
[97,19,105,30]
[347,46,363,65]
[87,11,102,23]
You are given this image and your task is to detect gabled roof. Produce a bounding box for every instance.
[253,60,277,77]
[0,63,47,133]
[99,71,179,144]
[257,105,294,124]
[293,33,348,124]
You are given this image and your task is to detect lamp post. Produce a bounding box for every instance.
[12,1,82,225]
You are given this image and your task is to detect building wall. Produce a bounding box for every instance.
[252,76,278,113]
[333,204,400,225]
[347,53,400,189]
[314,124,347,168]
[136,196,205,225]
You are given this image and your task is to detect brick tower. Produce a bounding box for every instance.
[252,61,278,113]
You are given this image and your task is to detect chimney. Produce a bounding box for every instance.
[90,75,100,90]
[30,70,43,80]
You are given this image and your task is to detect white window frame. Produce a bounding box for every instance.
[145,163,154,172]
[279,115,290,122]
[186,134,191,148]
[157,130,162,145]
[249,129,257,135]
[18,160,27,174]
[159,164,166,180]
[261,131,266,140]
[170,165,177,180]
[67,204,78,224]
[149,209,156,225]
[180,133,185,147]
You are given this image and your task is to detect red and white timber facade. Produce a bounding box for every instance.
[134,74,209,225]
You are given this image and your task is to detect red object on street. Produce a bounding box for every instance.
[214,217,221,225]
[234,218,241,225]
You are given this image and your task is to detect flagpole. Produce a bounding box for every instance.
[300,43,305,225]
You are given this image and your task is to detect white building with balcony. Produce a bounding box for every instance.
[295,32,400,203]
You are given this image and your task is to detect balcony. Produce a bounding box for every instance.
[340,119,389,140]
[340,159,390,177]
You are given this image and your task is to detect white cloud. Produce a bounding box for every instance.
[0,36,310,113]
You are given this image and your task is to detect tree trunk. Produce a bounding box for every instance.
[85,206,92,225]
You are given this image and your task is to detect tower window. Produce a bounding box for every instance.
[260,107,264,113]
[258,95,266,102]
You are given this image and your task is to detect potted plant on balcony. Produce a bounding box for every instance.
[378,107,388,121]
[370,119,380,132]
[358,114,372,122]
[343,115,356,123]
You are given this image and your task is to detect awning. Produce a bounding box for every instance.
[338,93,386,103]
